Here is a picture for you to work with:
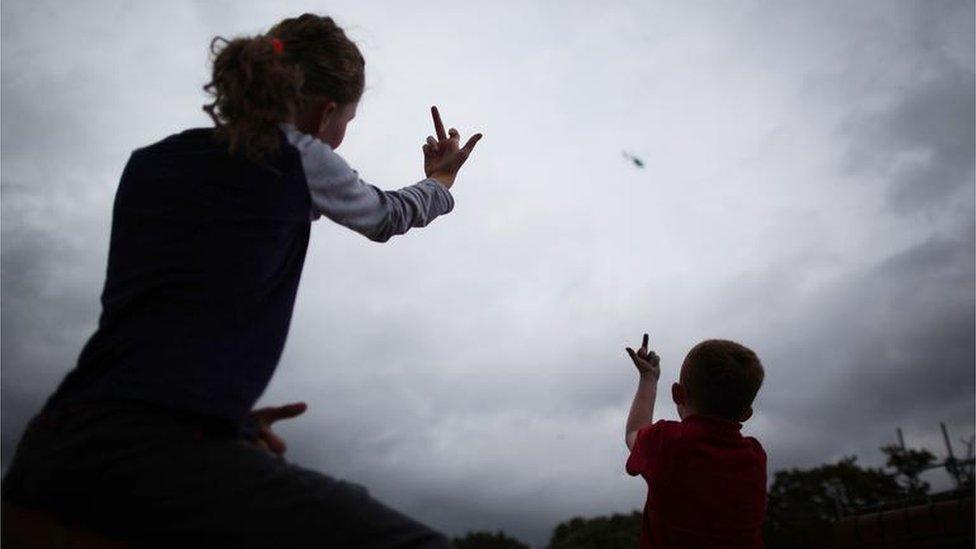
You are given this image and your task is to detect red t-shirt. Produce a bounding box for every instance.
[626,415,767,549]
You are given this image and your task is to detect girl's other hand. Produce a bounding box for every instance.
[249,401,307,456]
[423,105,482,189]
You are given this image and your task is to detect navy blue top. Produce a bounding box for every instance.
[45,123,455,438]
[45,128,312,434]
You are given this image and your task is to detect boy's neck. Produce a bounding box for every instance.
[681,411,742,426]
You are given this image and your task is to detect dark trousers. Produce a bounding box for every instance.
[1,400,449,548]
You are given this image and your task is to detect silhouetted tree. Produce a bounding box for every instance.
[453,530,529,549]
[880,444,937,496]
[763,456,905,549]
[547,512,641,549]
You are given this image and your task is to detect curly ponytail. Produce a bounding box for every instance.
[202,14,365,170]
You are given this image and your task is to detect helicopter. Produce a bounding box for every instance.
[622,151,645,168]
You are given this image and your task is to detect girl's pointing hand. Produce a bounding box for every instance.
[423,105,482,189]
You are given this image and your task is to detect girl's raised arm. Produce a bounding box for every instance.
[281,121,452,243]
[280,106,481,243]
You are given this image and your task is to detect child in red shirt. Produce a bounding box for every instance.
[624,334,767,548]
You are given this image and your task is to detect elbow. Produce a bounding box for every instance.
[625,431,637,451]
[364,209,406,243]
[365,220,395,243]
[368,232,393,243]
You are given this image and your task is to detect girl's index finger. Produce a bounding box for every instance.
[431,105,447,140]
[269,402,308,421]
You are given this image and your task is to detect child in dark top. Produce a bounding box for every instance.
[2,13,481,547]
[625,334,767,549]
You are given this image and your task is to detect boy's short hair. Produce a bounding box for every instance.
[680,339,764,421]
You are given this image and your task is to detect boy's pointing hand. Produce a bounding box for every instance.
[626,333,660,380]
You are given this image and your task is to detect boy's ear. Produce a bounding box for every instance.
[671,383,687,405]
[737,406,753,423]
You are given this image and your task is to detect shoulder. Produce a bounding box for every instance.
[653,418,683,432]
[744,436,767,463]
[626,419,682,477]
[133,127,220,157]
[277,122,354,178]
[637,419,682,444]
[122,128,230,179]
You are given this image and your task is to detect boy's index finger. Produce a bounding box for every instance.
[431,106,447,140]
[642,333,649,351]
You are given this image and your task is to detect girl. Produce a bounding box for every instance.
[1,12,480,547]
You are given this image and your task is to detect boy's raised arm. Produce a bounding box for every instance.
[625,333,661,450]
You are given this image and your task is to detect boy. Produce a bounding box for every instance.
[624,334,767,548]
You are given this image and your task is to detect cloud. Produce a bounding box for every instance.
[837,36,974,215]
[2,1,973,546]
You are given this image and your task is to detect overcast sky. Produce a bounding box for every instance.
[2,0,973,545]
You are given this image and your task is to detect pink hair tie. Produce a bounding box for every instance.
[270,37,284,55]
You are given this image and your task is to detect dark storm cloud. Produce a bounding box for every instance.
[747,227,975,471]
[0,43,118,464]
[846,232,975,416]
[821,1,974,455]
[0,209,105,466]
[839,52,975,214]
[725,0,975,474]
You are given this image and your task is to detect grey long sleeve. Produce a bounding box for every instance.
[278,122,454,242]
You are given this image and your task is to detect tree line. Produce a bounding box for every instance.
[451,443,970,548]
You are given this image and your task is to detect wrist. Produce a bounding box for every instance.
[638,372,659,383]
[430,171,455,189]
